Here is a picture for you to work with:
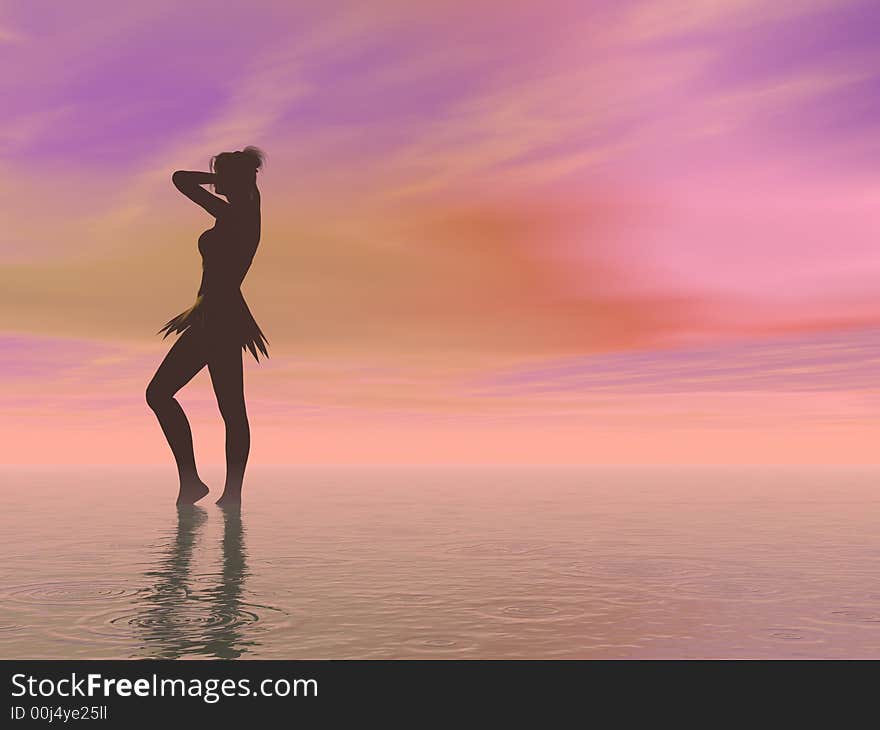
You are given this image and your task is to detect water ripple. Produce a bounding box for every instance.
[4,580,147,606]
[475,599,587,623]
[444,540,560,557]
[400,636,479,654]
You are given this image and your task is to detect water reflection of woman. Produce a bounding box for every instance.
[137,505,254,659]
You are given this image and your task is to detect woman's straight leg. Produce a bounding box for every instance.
[146,327,210,503]
[208,339,249,505]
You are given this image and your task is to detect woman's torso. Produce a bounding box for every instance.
[196,205,260,299]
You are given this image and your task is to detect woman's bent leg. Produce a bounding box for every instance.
[146,328,210,503]
[207,340,248,505]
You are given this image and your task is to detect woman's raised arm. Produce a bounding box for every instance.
[172,170,230,218]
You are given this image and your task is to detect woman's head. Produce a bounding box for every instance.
[211,146,265,198]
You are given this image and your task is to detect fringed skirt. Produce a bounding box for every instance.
[157,291,269,363]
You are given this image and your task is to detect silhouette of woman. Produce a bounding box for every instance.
[147,146,268,506]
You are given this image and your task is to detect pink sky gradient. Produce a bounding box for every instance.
[2,0,880,464]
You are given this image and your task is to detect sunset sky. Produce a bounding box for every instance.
[3,0,880,465]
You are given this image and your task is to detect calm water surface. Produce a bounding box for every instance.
[2,466,879,658]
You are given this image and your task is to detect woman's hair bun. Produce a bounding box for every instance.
[211,146,266,186]
[238,145,265,172]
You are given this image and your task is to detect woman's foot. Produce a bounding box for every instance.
[215,489,241,507]
[176,477,210,505]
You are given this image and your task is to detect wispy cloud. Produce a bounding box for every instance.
[473,327,880,396]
